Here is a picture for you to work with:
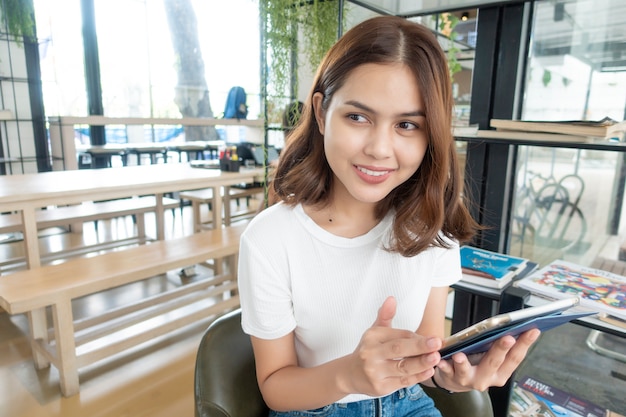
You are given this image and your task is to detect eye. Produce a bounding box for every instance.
[397,121,419,130]
[347,113,368,123]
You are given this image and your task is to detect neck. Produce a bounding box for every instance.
[307,200,378,238]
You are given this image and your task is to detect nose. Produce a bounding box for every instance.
[364,125,394,160]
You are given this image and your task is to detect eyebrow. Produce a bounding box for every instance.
[345,99,425,118]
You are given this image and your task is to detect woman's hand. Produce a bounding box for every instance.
[340,296,443,397]
[251,295,445,411]
[434,329,541,392]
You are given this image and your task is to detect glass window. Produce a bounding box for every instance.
[416,10,478,178]
[94,0,260,121]
[35,0,87,116]
[35,0,261,122]
[413,11,477,126]
[512,0,626,267]
[522,0,626,121]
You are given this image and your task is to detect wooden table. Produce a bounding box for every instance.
[125,143,169,165]
[167,140,225,161]
[0,164,264,269]
[75,144,129,167]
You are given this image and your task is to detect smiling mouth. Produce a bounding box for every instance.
[356,166,390,177]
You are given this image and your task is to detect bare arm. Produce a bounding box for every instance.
[416,286,449,339]
[416,286,454,391]
[251,296,443,411]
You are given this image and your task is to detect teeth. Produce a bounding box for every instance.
[357,166,389,177]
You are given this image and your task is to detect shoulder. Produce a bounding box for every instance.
[242,202,299,241]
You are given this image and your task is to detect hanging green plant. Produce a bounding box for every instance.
[261,0,345,110]
[300,1,340,73]
[0,0,36,42]
[262,0,297,100]
[434,13,462,81]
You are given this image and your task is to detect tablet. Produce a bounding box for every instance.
[439,297,592,359]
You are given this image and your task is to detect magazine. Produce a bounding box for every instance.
[515,260,626,320]
[509,375,616,417]
[460,246,529,289]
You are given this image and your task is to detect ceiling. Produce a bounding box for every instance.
[348,0,518,17]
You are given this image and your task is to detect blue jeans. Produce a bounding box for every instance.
[269,384,442,417]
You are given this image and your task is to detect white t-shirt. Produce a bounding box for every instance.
[238,202,462,403]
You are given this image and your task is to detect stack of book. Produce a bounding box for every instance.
[459,246,530,289]
[515,259,626,322]
[481,117,626,143]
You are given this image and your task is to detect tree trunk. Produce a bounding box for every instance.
[163,0,218,142]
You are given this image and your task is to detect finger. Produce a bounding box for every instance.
[395,349,440,375]
[387,336,441,376]
[493,329,541,378]
[474,335,515,373]
[472,330,540,387]
[372,296,397,328]
[442,352,473,385]
[483,329,537,367]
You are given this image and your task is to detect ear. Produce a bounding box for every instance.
[312,92,325,135]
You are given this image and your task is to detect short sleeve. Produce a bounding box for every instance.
[429,239,462,287]
[237,207,297,340]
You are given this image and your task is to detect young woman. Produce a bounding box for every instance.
[238,15,539,416]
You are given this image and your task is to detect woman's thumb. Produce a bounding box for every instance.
[372,296,396,328]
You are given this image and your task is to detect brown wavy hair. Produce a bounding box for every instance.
[272,15,479,256]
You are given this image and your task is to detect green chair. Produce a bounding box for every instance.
[194,309,494,417]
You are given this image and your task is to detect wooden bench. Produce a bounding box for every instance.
[180,185,263,231]
[0,195,180,238]
[0,196,181,271]
[0,223,246,397]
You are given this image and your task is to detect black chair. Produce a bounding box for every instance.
[194,309,494,417]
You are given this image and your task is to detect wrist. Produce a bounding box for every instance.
[430,369,455,394]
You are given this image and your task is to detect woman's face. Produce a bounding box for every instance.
[313,63,429,205]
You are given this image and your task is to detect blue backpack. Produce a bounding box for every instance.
[223,86,248,119]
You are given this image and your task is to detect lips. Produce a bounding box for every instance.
[357,166,390,177]
[354,165,393,184]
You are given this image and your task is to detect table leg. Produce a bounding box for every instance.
[212,186,222,229]
[191,201,202,233]
[52,301,79,397]
[27,308,50,369]
[21,207,41,269]
[155,193,165,240]
[223,186,232,226]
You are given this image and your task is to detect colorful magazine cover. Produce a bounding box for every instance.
[515,260,626,320]
[509,376,612,417]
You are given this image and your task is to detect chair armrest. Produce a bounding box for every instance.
[421,385,494,417]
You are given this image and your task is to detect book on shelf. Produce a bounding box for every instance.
[509,375,620,417]
[515,259,626,321]
[459,246,529,289]
[476,129,597,143]
[490,117,626,141]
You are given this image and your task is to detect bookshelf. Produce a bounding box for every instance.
[452,130,626,329]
